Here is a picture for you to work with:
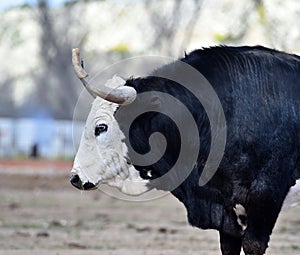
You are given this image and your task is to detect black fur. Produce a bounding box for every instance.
[119,46,300,255]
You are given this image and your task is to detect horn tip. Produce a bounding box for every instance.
[121,87,137,105]
[72,48,80,54]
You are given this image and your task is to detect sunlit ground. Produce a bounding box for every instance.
[0,160,299,255]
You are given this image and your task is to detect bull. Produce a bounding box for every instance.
[70,46,300,255]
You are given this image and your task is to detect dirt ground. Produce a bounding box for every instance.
[0,161,299,255]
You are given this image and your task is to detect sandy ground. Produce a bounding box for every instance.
[0,161,299,255]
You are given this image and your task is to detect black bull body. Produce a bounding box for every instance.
[116,46,300,255]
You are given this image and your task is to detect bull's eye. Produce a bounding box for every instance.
[95,124,108,136]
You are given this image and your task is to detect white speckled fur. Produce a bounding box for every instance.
[233,204,247,231]
[71,76,149,195]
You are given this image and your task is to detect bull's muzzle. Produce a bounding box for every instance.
[70,174,97,190]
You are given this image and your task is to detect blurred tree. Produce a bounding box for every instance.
[179,0,203,54]
[32,0,87,119]
[213,0,259,44]
[0,0,298,121]
[145,0,204,56]
[261,0,300,51]
[0,77,16,117]
[212,0,299,51]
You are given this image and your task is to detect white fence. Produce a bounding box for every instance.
[0,118,84,159]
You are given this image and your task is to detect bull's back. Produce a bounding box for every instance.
[184,46,300,182]
[186,46,300,139]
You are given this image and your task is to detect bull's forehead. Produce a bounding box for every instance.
[83,98,118,139]
[86,74,126,123]
[91,98,118,119]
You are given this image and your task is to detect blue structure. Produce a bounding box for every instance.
[0,118,84,159]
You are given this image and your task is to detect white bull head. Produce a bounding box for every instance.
[70,49,149,195]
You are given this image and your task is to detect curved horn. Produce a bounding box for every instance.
[72,48,137,105]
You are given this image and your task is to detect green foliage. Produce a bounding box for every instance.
[0,25,8,43]
[109,43,130,53]
[257,3,266,24]
[214,33,238,43]
[108,43,131,57]
[11,29,23,47]
[19,3,31,9]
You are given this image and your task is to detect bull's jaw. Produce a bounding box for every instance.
[118,165,150,195]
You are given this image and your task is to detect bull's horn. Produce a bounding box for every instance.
[72,48,136,105]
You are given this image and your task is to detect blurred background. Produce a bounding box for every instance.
[0,0,299,254]
[0,0,299,160]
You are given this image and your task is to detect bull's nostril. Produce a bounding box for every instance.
[70,175,96,191]
[83,182,97,190]
[70,174,79,183]
[70,174,83,190]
